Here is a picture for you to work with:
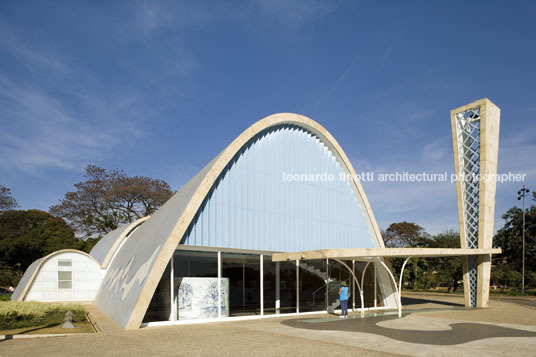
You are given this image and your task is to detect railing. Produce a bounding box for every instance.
[312,282,341,311]
[311,283,326,309]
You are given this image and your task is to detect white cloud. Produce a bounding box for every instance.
[349,116,536,235]
[379,35,402,72]
[255,0,337,27]
[312,55,359,112]
[0,17,181,175]
[130,0,215,37]
[405,109,437,123]
[0,76,117,173]
[421,136,450,162]
[0,21,69,75]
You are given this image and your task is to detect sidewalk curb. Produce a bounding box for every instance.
[1,332,92,341]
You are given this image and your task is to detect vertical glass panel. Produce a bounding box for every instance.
[173,250,218,320]
[327,260,351,312]
[374,265,385,307]
[58,271,72,280]
[262,258,298,315]
[262,255,298,315]
[173,250,218,278]
[362,262,376,307]
[58,259,72,267]
[58,281,72,289]
[278,261,297,314]
[353,261,383,308]
[143,262,171,323]
[299,260,327,312]
[262,255,276,315]
[221,253,260,317]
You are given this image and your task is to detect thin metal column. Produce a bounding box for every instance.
[374,263,377,308]
[296,260,299,314]
[275,262,280,314]
[360,261,370,316]
[242,262,245,309]
[398,257,411,318]
[217,251,222,319]
[326,259,329,310]
[170,254,175,321]
[260,254,264,316]
[352,260,356,311]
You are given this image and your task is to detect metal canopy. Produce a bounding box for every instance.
[272,247,501,262]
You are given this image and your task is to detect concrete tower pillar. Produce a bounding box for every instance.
[450,98,500,308]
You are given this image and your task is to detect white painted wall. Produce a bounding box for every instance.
[25,252,104,302]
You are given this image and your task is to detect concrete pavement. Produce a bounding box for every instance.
[1,292,535,356]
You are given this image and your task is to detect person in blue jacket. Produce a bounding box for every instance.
[339,281,349,318]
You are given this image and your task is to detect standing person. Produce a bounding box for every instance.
[339,281,349,318]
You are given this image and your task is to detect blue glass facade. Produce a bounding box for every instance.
[181,125,378,252]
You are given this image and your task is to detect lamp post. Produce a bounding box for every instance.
[517,185,530,294]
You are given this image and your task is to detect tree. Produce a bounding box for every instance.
[383,222,430,289]
[0,210,78,286]
[493,198,536,287]
[0,185,19,212]
[426,230,462,292]
[50,165,174,238]
[491,266,522,288]
[383,223,463,292]
[382,221,430,248]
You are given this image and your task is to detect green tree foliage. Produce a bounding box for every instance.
[50,165,174,238]
[382,221,430,248]
[382,222,430,289]
[0,185,19,212]
[383,223,462,292]
[493,206,536,274]
[425,230,462,292]
[491,266,522,288]
[385,190,536,291]
[492,193,536,288]
[0,210,79,286]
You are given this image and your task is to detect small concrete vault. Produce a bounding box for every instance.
[13,101,502,329]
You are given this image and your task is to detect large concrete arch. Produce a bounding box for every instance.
[95,113,387,329]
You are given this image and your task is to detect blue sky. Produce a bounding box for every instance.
[1,0,535,235]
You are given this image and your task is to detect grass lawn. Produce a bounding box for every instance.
[0,299,93,335]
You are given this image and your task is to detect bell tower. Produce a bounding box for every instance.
[450,98,500,307]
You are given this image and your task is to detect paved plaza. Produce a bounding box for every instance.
[1,292,535,356]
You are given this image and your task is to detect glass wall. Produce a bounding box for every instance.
[173,250,218,320]
[277,261,297,314]
[262,255,276,315]
[353,261,384,309]
[144,250,376,323]
[326,260,352,312]
[173,250,218,278]
[299,260,327,312]
[221,253,260,316]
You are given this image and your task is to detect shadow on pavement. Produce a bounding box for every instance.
[281,314,536,345]
[401,296,464,307]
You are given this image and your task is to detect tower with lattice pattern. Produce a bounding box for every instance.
[451,98,500,308]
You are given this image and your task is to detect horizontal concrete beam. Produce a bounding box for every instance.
[271,248,502,262]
